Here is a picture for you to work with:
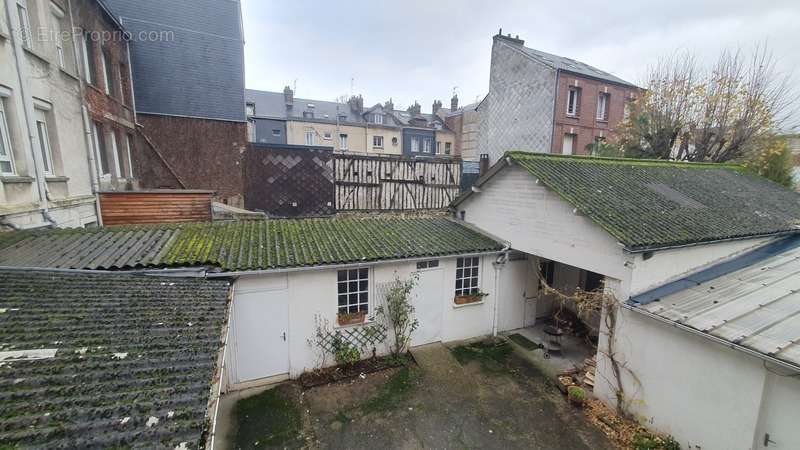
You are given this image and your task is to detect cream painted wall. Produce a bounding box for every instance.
[435,129,456,156]
[228,253,506,381]
[0,0,97,228]
[284,120,364,151]
[366,125,402,155]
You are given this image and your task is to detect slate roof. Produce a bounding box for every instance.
[0,217,503,272]
[628,236,800,369]
[460,152,800,251]
[519,47,637,88]
[0,270,230,448]
[104,0,246,122]
[245,89,363,124]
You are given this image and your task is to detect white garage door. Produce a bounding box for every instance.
[231,289,289,384]
[411,267,444,346]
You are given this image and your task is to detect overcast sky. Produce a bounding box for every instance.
[242,0,799,128]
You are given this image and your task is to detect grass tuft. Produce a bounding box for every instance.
[450,340,513,374]
[359,366,420,414]
[232,385,302,449]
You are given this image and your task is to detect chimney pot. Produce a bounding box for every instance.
[451,94,459,111]
[283,85,294,107]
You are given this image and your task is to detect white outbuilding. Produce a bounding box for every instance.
[453,151,800,450]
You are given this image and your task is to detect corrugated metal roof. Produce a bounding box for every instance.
[0,270,230,448]
[0,217,503,272]
[629,236,800,368]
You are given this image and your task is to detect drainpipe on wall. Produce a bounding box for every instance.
[4,0,54,227]
[66,0,103,226]
[491,244,511,336]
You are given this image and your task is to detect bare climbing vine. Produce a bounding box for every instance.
[537,270,642,418]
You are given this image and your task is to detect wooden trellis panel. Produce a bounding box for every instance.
[334,154,462,211]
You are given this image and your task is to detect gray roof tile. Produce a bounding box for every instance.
[0,270,230,448]
[519,46,637,88]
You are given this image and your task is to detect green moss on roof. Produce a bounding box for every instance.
[0,217,503,271]
[503,152,800,251]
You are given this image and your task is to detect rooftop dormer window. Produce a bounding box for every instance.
[246,103,255,116]
[303,111,314,119]
[372,114,384,124]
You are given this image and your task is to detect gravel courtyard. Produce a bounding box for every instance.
[223,339,612,449]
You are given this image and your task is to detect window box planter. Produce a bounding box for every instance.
[337,311,367,326]
[454,294,484,305]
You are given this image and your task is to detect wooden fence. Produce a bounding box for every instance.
[334,154,461,211]
[98,190,213,225]
[244,144,462,216]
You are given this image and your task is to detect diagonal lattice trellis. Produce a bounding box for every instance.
[318,323,388,353]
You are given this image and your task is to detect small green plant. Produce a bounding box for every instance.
[330,334,361,367]
[632,431,681,450]
[567,385,587,406]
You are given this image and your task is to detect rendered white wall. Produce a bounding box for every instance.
[595,309,775,450]
[230,254,508,380]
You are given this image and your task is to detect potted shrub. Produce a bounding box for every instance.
[454,290,488,305]
[337,310,367,326]
[567,385,587,407]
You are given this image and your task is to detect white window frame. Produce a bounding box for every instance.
[445,142,452,154]
[339,133,348,150]
[92,121,110,177]
[337,267,370,316]
[455,257,481,296]
[109,129,122,177]
[423,138,432,153]
[81,31,95,84]
[50,2,66,68]
[101,48,111,95]
[373,114,383,124]
[34,108,54,175]
[562,133,575,155]
[596,93,609,121]
[16,1,32,49]
[0,96,16,175]
[304,130,314,146]
[410,136,419,152]
[125,133,134,178]
[245,103,255,116]
[373,135,383,148]
[567,87,579,117]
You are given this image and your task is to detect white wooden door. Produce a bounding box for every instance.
[411,268,444,346]
[754,373,800,449]
[232,289,289,383]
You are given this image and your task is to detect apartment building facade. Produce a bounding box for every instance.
[246,88,457,158]
[480,31,639,165]
[1,0,98,228]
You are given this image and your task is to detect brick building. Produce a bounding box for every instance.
[480,31,639,165]
[103,0,247,206]
[71,0,138,192]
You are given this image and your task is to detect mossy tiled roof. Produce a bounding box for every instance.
[0,270,229,448]
[0,217,502,271]
[504,152,800,251]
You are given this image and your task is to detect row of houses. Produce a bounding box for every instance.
[1,152,799,448]
[246,87,458,159]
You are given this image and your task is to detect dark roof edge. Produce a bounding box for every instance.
[628,235,800,306]
[557,68,639,89]
[136,111,248,124]
[96,0,126,33]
